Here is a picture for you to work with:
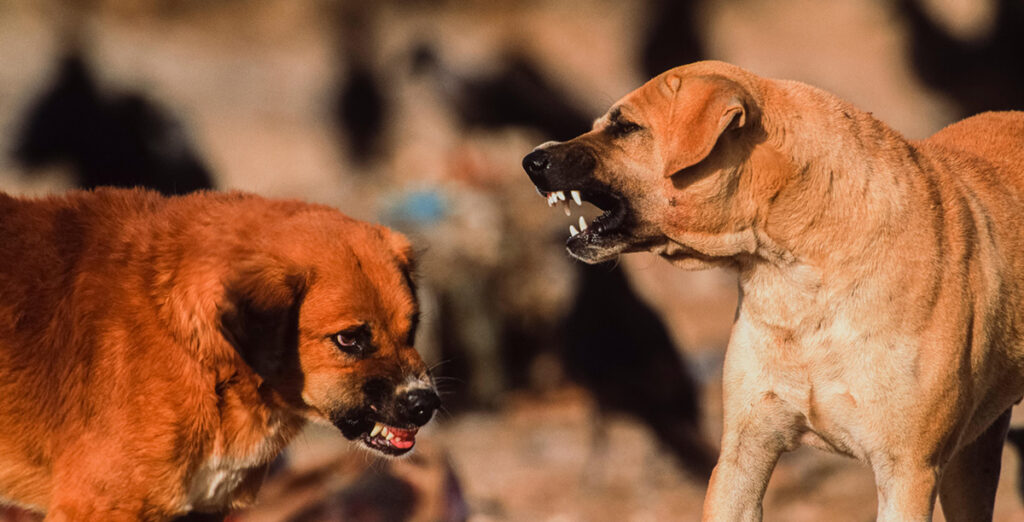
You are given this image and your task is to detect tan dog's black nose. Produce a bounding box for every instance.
[522,149,550,180]
[399,388,440,427]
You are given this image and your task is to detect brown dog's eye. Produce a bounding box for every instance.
[330,324,375,357]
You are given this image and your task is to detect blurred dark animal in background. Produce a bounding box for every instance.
[410,49,714,483]
[411,44,592,142]
[407,43,595,410]
[898,0,1024,114]
[640,0,706,79]
[11,52,213,194]
[331,4,390,167]
[1007,427,1024,503]
[334,63,389,167]
[562,262,716,479]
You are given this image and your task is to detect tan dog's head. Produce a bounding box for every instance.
[523,61,772,268]
[219,209,438,457]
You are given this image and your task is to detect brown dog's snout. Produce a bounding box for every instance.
[398,388,440,427]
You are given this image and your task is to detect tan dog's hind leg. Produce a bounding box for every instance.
[938,408,1012,522]
[702,391,803,522]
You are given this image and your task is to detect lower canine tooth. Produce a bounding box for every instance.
[570,225,579,237]
[370,423,383,437]
[579,216,587,231]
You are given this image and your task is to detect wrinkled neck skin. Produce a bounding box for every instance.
[654,77,937,327]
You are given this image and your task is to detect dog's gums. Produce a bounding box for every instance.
[363,422,418,453]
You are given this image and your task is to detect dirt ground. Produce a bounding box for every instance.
[261,387,1024,521]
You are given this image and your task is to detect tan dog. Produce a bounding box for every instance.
[0,188,439,521]
[523,61,1024,521]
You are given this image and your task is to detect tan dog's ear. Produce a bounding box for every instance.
[220,258,310,379]
[660,75,748,177]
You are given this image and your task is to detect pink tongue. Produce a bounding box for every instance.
[391,437,414,449]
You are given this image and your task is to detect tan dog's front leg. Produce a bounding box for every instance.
[703,390,804,522]
[873,459,940,522]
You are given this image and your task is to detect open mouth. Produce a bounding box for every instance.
[538,186,629,250]
[360,421,419,456]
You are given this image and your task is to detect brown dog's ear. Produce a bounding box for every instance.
[661,75,748,177]
[384,229,415,270]
[219,259,310,379]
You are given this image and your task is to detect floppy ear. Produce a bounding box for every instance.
[660,75,748,177]
[219,259,309,379]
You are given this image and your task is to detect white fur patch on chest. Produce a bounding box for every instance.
[186,458,253,510]
[184,428,283,511]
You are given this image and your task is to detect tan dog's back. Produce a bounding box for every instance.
[926,111,1024,165]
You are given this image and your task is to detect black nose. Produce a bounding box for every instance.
[522,149,550,178]
[399,388,441,427]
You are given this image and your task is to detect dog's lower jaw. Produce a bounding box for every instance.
[648,239,738,270]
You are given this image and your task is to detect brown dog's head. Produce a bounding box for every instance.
[220,209,438,457]
[523,61,773,268]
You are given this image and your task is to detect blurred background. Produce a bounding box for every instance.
[1,0,1023,520]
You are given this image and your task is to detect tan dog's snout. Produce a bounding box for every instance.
[522,143,596,192]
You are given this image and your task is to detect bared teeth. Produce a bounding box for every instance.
[556,191,566,201]
[370,422,383,437]
[579,216,587,231]
[385,430,395,441]
[569,225,579,237]
[547,193,557,207]
[571,190,582,206]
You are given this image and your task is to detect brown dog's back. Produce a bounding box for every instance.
[0,189,284,511]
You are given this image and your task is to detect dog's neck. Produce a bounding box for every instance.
[726,79,945,327]
[749,80,925,267]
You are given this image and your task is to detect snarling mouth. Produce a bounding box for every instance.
[539,186,630,256]
[336,414,420,457]
[360,421,419,456]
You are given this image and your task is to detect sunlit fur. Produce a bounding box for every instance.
[529,61,1024,521]
[0,188,432,520]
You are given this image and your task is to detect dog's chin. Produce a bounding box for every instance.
[566,230,644,263]
[334,414,419,457]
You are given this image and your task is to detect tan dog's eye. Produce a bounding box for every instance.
[330,324,375,357]
[608,119,642,137]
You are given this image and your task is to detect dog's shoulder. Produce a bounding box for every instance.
[922,112,1024,170]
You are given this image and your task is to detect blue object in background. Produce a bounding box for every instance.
[382,188,449,226]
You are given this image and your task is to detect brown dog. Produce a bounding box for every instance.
[0,188,439,521]
[523,61,1024,520]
